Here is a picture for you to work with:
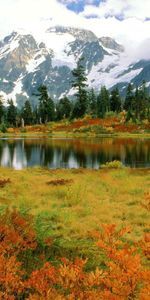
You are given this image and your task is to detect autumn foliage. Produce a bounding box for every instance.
[0,207,150,299]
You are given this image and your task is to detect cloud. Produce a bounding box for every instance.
[79,0,150,51]
[81,0,150,20]
[57,0,100,13]
[0,0,76,37]
[134,39,150,61]
[58,0,100,5]
[0,0,150,61]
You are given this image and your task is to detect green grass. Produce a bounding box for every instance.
[0,166,149,239]
[0,166,150,269]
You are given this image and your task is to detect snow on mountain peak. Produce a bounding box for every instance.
[0,26,149,105]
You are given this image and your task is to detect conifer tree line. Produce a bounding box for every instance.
[0,57,150,128]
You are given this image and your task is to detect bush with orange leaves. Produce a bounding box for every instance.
[0,209,37,299]
[140,193,150,261]
[0,209,150,299]
[0,209,37,255]
[26,224,150,299]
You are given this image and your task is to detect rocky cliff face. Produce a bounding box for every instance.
[0,26,149,106]
[99,37,124,52]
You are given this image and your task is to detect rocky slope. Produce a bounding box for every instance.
[0,26,149,107]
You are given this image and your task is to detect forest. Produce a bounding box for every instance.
[0,58,150,131]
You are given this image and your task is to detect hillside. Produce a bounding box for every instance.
[0,26,150,107]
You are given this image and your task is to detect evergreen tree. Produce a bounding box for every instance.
[97,86,110,118]
[46,97,55,122]
[124,83,135,111]
[71,57,88,118]
[88,88,97,117]
[147,95,150,120]
[134,87,140,120]
[134,82,147,120]
[110,88,121,113]
[0,96,4,124]
[125,109,134,122]
[7,99,17,127]
[147,108,150,122]
[22,100,33,125]
[56,97,72,120]
[37,85,55,123]
[32,106,39,125]
[138,81,148,119]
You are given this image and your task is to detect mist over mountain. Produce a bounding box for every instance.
[0,25,150,107]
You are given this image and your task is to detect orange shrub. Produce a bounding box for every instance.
[0,210,150,299]
[0,209,37,256]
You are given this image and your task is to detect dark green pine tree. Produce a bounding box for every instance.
[32,106,39,125]
[22,100,33,125]
[7,99,17,127]
[88,88,97,117]
[37,85,55,123]
[124,83,135,111]
[56,97,72,120]
[134,87,140,120]
[0,96,4,124]
[46,97,55,122]
[71,57,88,118]
[147,108,150,122]
[110,88,122,113]
[97,86,110,118]
[134,82,147,120]
[138,81,148,120]
[147,94,150,120]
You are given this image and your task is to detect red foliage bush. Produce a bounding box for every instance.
[0,210,150,299]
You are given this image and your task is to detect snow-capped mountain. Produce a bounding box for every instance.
[0,26,150,107]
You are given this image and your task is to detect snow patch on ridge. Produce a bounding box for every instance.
[88,51,143,89]
[6,78,24,104]
[0,40,19,59]
[26,54,46,73]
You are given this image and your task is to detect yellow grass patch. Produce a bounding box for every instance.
[0,167,149,243]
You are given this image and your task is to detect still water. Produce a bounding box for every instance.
[0,137,150,169]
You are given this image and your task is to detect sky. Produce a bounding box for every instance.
[0,0,150,58]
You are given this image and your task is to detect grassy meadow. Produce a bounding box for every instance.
[0,166,149,269]
[1,115,150,138]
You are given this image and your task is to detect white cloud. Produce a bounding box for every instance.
[58,0,98,4]
[80,0,150,53]
[82,0,150,20]
[0,0,73,37]
[0,0,150,61]
[134,39,150,61]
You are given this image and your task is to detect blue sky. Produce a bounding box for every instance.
[57,0,150,21]
[58,1,101,13]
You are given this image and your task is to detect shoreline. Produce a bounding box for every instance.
[1,132,150,139]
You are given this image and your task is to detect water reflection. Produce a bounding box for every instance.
[0,138,150,169]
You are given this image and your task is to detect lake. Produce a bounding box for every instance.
[0,137,150,169]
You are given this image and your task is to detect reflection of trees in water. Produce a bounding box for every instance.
[8,141,16,162]
[24,144,54,167]
[61,147,71,165]
[124,142,150,167]
[0,140,4,161]
[73,150,87,168]
[0,140,16,167]
[98,151,121,166]
[24,143,33,162]
[43,145,54,166]
[0,138,150,169]
[52,145,74,168]
[0,140,27,168]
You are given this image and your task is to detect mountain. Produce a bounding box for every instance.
[99,37,124,52]
[0,26,150,107]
